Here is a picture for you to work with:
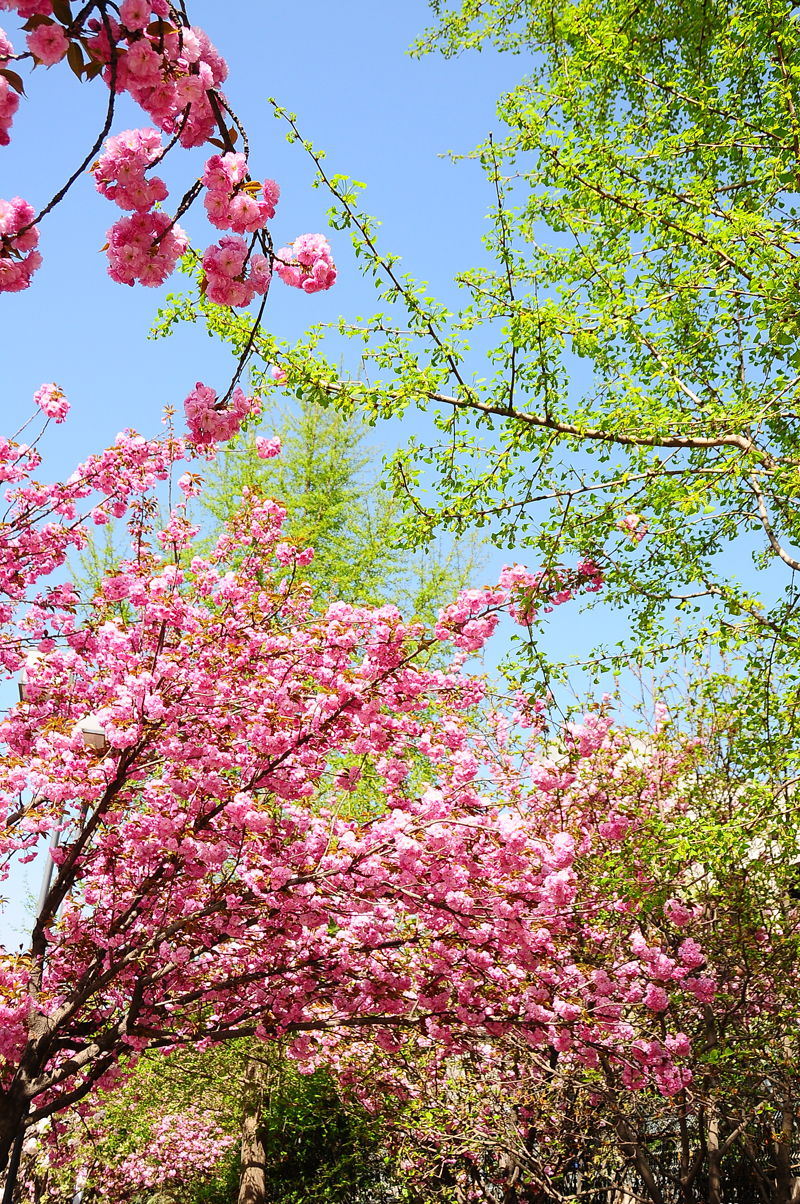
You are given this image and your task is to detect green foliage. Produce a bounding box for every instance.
[256,1066,391,1204]
[153,2,800,732]
[43,1043,393,1204]
[200,393,483,622]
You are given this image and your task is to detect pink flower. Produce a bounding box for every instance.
[270,365,287,385]
[202,152,247,192]
[201,155,275,235]
[617,513,648,543]
[664,898,692,926]
[106,210,188,287]
[94,128,168,213]
[666,1032,691,1058]
[26,21,69,65]
[0,196,41,293]
[0,73,19,148]
[0,27,18,146]
[33,383,69,423]
[643,984,669,1012]
[184,382,254,445]
[262,178,280,219]
[274,233,337,294]
[201,236,270,308]
[119,0,150,30]
[102,575,132,601]
[255,436,281,460]
[685,976,716,1003]
[677,938,705,969]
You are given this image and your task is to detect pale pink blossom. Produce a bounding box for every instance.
[274,232,337,294]
[255,435,281,459]
[33,383,69,423]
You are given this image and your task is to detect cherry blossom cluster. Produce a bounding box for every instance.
[102,1110,235,1197]
[202,151,279,233]
[182,381,256,445]
[617,511,648,543]
[1,412,744,1183]
[0,443,715,1154]
[434,560,604,651]
[85,3,229,150]
[0,2,339,328]
[201,234,271,307]
[0,27,18,146]
[0,195,40,292]
[274,232,338,294]
[0,414,187,675]
[33,382,69,423]
[93,126,167,212]
[106,208,189,287]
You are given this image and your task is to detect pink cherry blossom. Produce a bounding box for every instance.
[201,236,270,307]
[93,128,168,212]
[105,210,188,287]
[617,512,648,543]
[183,382,254,445]
[119,0,150,31]
[643,984,669,1011]
[255,435,281,459]
[0,196,41,292]
[32,383,69,423]
[274,232,337,294]
[26,20,68,65]
[0,27,18,146]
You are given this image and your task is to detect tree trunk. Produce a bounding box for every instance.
[238,1059,266,1204]
[0,1089,30,1178]
[707,1112,722,1204]
[772,1101,798,1204]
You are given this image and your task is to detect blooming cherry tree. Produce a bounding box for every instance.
[0,404,715,1184]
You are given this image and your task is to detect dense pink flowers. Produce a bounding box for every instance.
[255,435,281,459]
[33,383,69,423]
[0,27,18,146]
[0,196,41,292]
[202,152,278,233]
[85,15,229,150]
[201,235,270,307]
[93,128,168,212]
[104,1109,235,1195]
[106,210,188,287]
[275,232,337,294]
[183,381,254,445]
[1,6,338,314]
[25,19,68,64]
